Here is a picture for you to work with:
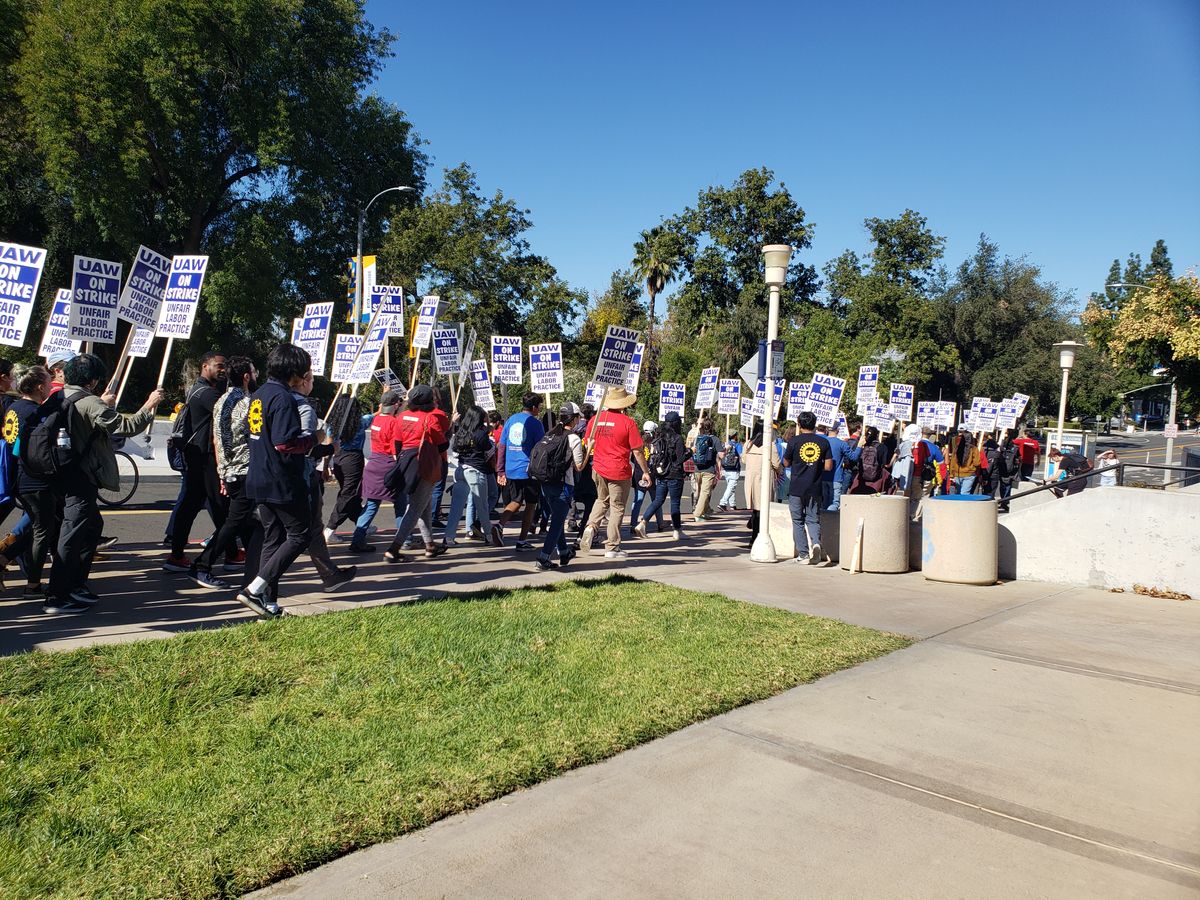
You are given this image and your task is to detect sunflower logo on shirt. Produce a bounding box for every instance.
[247,399,264,436]
[2,410,18,445]
[798,441,822,464]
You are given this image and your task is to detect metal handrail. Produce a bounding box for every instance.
[1009,462,1200,503]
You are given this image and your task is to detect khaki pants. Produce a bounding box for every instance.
[694,470,717,519]
[587,473,631,551]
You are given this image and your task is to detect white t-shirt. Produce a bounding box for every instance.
[566,432,585,487]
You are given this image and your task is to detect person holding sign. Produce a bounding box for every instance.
[581,387,651,560]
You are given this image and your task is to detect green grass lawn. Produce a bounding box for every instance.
[0,576,909,898]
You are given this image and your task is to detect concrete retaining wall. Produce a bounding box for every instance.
[998,486,1200,596]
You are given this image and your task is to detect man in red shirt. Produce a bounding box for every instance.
[581,387,651,560]
[1012,428,1041,481]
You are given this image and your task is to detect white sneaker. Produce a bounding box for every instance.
[633,521,647,539]
[323,528,335,542]
[579,525,595,555]
[809,542,822,565]
[672,529,684,540]
[604,549,628,560]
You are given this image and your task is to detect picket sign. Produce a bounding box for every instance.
[335,303,387,398]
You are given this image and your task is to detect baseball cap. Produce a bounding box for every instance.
[380,389,403,407]
[643,420,658,433]
[47,350,76,370]
[559,401,581,419]
[664,411,681,425]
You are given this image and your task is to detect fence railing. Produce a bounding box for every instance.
[1010,462,1200,504]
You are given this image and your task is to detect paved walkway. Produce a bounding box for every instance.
[3,515,1197,898]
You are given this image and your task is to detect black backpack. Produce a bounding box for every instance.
[528,429,574,483]
[859,443,884,483]
[694,434,716,468]
[21,393,83,479]
[723,442,741,471]
[648,433,671,478]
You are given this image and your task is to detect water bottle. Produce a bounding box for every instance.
[56,428,71,451]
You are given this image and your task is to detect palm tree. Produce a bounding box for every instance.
[631,226,678,342]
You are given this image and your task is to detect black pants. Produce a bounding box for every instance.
[49,478,101,598]
[193,479,260,574]
[20,489,62,585]
[171,448,227,556]
[256,499,311,593]
[326,449,364,531]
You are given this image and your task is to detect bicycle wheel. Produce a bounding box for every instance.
[99,450,140,507]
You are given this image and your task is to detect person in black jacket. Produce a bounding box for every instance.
[634,410,691,541]
[163,351,229,572]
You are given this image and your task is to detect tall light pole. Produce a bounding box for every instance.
[355,186,415,336]
[750,244,793,564]
[1049,340,1081,476]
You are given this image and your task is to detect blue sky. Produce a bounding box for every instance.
[369,0,1200,307]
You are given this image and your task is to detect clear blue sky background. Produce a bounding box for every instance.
[369,0,1200,308]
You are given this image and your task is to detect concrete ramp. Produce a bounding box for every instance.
[999,486,1200,596]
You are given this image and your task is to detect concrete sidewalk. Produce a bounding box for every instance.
[3,515,1197,897]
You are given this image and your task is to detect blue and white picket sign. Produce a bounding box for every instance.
[117,246,170,331]
[296,302,333,377]
[128,327,155,359]
[433,326,462,376]
[331,334,362,383]
[936,400,957,429]
[491,336,523,384]
[856,364,879,402]
[864,401,893,432]
[370,285,407,336]
[977,400,999,433]
[412,295,439,350]
[529,342,564,393]
[373,368,405,393]
[916,401,939,430]
[0,240,47,348]
[459,328,477,381]
[623,342,645,394]
[659,382,686,421]
[810,372,847,428]
[155,256,208,340]
[348,320,389,384]
[291,318,303,343]
[37,289,81,359]
[752,378,785,420]
[836,413,850,439]
[584,381,607,410]
[695,366,720,410]
[997,398,1021,430]
[1012,392,1030,416]
[740,397,754,428]
[69,255,123,343]
[889,383,915,422]
[717,379,740,415]
[593,325,640,387]
[470,359,496,411]
[787,381,811,422]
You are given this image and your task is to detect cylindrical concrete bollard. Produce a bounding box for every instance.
[922,495,998,585]
[839,494,910,573]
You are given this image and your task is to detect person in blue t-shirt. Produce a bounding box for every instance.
[817,423,861,511]
[494,392,545,551]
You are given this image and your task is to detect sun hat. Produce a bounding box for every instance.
[602,386,637,409]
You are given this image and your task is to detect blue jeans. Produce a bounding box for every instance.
[351,493,407,546]
[447,464,492,540]
[951,475,976,495]
[430,461,449,521]
[630,482,663,530]
[539,481,574,560]
[641,478,683,530]
[720,470,739,508]
[823,478,843,511]
[788,493,821,559]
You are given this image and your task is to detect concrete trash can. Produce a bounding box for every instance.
[839,494,910,573]
[922,495,998,585]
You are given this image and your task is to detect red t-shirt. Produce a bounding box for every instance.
[368,414,397,456]
[586,410,643,480]
[1013,437,1040,466]
[393,408,448,452]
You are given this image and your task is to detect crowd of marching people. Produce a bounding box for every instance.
[0,342,1108,618]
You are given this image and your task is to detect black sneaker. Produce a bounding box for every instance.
[534,555,555,571]
[514,540,534,552]
[558,549,577,568]
[347,542,376,553]
[490,524,505,547]
[188,568,233,591]
[262,598,284,618]
[322,567,357,593]
[43,597,89,615]
[424,543,447,559]
[235,588,270,617]
[70,587,100,606]
[22,584,45,600]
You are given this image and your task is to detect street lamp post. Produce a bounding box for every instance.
[750,244,793,564]
[1049,340,1082,477]
[355,186,415,336]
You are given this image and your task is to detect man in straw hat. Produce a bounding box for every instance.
[580,386,651,560]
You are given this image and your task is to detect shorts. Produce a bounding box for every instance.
[505,478,541,507]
